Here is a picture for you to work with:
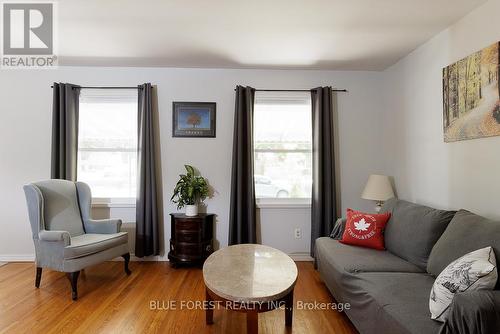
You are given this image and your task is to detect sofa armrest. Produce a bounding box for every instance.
[38,230,71,246]
[84,219,122,234]
[330,218,347,240]
[440,290,500,334]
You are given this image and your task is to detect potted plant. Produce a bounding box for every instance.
[171,165,209,216]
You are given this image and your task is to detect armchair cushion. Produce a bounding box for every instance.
[84,219,122,234]
[64,232,128,259]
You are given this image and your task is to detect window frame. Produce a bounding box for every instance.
[253,91,313,207]
[77,88,139,204]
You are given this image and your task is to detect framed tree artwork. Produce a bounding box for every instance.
[443,42,500,142]
[172,102,216,138]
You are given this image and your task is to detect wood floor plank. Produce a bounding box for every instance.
[0,261,357,334]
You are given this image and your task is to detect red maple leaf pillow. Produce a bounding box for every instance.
[339,208,391,250]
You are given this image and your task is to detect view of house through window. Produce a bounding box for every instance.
[77,89,138,199]
[253,91,312,199]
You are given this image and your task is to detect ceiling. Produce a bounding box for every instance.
[57,0,487,70]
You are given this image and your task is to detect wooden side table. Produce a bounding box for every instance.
[168,213,214,267]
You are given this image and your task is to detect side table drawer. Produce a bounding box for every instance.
[175,219,201,231]
[176,231,201,243]
[176,243,202,256]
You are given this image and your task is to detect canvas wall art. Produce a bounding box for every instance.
[172,102,216,138]
[443,42,500,142]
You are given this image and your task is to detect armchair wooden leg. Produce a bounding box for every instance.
[67,271,80,301]
[35,267,42,288]
[122,253,131,275]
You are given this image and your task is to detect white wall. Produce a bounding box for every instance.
[0,67,385,260]
[382,0,500,219]
[6,0,497,260]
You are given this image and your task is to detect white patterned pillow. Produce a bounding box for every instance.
[429,246,497,322]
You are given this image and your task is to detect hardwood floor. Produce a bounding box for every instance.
[0,261,357,334]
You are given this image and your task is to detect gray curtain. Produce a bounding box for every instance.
[311,87,337,256]
[135,83,160,257]
[229,86,256,245]
[51,83,81,181]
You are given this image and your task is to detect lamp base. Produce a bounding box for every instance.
[374,201,384,213]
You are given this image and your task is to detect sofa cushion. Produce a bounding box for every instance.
[315,237,424,274]
[347,272,441,334]
[381,198,456,270]
[427,210,500,284]
[64,232,128,259]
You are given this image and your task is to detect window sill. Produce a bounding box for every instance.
[92,203,136,208]
[91,198,136,209]
[256,199,311,209]
[92,203,135,208]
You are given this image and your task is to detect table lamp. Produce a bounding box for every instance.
[361,174,395,213]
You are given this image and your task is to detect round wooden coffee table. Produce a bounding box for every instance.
[203,244,298,333]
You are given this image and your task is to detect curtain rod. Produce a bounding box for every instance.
[50,86,143,89]
[235,88,348,92]
[49,86,347,92]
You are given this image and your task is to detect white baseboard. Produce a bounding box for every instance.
[0,254,166,263]
[0,254,35,262]
[288,253,314,261]
[131,255,166,261]
[0,252,313,263]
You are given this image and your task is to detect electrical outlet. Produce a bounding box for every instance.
[294,228,302,239]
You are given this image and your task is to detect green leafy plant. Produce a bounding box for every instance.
[171,165,209,209]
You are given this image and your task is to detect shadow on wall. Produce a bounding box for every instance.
[256,213,262,245]
[332,92,342,215]
[389,175,398,199]
[198,201,221,251]
[152,85,166,257]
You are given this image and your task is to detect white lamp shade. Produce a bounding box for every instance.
[361,174,395,201]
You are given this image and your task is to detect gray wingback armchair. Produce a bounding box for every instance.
[23,179,131,300]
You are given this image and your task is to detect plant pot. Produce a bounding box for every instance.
[185,205,198,217]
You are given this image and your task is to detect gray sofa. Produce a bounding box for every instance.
[315,198,500,334]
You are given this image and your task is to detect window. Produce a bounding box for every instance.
[253,91,312,199]
[77,89,138,199]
